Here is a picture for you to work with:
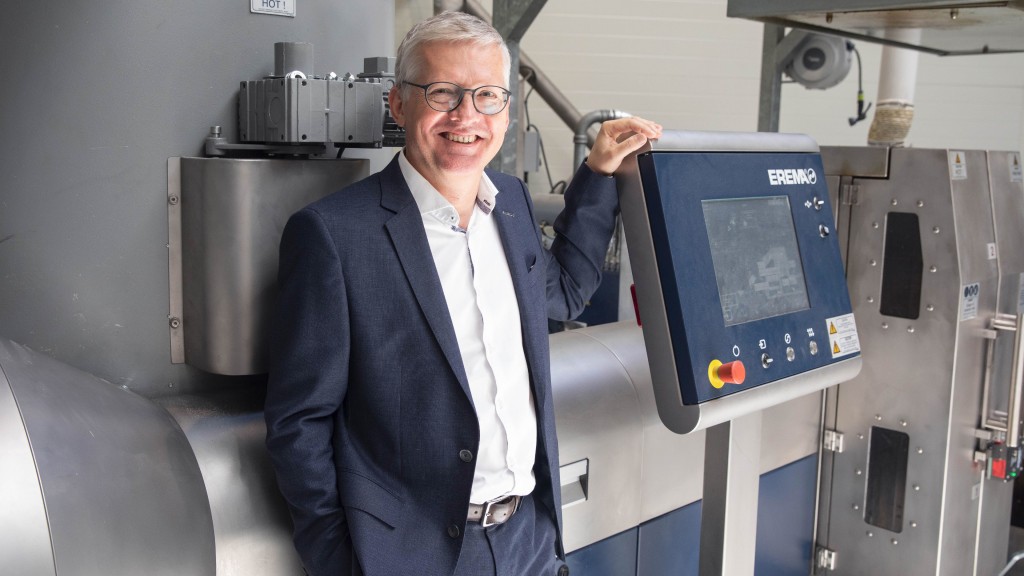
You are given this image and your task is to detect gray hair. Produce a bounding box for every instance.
[395,11,511,96]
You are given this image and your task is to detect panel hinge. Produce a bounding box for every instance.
[824,429,845,453]
[840,184,860,205]
[816,545,837,571]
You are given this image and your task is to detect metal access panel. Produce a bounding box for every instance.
[616,131,862,434]
[975,150,1024,576]
[817,147,1002,575]
[168,157,368,375]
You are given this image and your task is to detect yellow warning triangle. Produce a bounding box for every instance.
[955,153,962,163]
[833,342,841,354]
[829,322,837,334]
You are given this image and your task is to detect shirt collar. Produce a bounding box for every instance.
[398,150,499,223]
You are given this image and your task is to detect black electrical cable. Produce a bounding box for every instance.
[848,44,872,126]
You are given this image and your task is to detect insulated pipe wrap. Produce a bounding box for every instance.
[868,28,922,147]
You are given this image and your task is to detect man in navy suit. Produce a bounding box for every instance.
[265,11,660,576]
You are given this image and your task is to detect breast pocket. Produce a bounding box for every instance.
[525,252,542,287]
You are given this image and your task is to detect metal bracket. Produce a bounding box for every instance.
[840,184,860,205]
[167,158,184,364]
[816,545,837,571]
[824,429,845,453]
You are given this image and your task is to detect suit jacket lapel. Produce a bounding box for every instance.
[379,157,473,401]
[491,176,549,409]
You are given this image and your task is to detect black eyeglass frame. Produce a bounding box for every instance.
[403,81,512,115]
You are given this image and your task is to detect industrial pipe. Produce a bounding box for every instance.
[868,28,922,147]
[574,109,633,169]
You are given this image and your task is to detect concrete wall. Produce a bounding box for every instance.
[0,1,395,396]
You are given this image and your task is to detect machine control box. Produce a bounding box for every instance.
[617,131,862,433]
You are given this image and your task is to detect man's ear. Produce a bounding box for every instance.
[389,86,405,127]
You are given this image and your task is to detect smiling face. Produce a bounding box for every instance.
[389,41,510,187]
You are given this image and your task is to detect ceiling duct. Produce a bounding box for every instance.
[728,0,1024,56]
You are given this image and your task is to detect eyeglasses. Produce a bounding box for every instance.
[403,81,511,115]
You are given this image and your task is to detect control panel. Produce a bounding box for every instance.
[617,131,862,433]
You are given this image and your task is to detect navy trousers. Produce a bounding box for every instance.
[453,495,568,576]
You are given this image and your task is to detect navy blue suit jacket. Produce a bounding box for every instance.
[265,155,618,576]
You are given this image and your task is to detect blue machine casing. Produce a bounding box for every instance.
[617,131,862,433]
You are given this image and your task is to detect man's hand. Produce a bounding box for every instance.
[585,117,663,176]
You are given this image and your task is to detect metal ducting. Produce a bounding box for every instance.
[728,0,1024,55]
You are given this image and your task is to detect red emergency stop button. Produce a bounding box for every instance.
[708,359,746,389]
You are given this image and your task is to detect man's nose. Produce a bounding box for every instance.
[449,91,480,117]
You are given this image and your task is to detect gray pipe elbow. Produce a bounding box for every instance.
[573,109,632,169]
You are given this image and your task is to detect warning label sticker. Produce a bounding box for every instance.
[961,282,980,321]
[827,313,860,359]
[1011,153,1023,183]
[949,151,968,180]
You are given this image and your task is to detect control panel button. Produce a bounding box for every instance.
[813,196,825,211]
[708,359,746,389]
[786,346,796,362]
[761,353,773,369]
[819,224,831,238]
[809,341,819,356]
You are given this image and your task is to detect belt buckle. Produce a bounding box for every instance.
[480,496,518,528]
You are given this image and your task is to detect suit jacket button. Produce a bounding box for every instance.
[558,565,569,576]
[447,524,461,538]
[459,449,474,463]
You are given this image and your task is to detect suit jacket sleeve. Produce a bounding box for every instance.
[265,207,353,576]
[544,162,620,321]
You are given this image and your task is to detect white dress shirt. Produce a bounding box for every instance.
[398,151,538,504]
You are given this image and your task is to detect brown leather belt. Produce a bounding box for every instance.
[467,495,522,528]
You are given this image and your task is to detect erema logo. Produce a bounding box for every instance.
[768,168,817,185]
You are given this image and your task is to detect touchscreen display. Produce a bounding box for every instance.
[701,196,810,326]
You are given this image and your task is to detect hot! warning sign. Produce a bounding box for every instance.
[827,313,860,359]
